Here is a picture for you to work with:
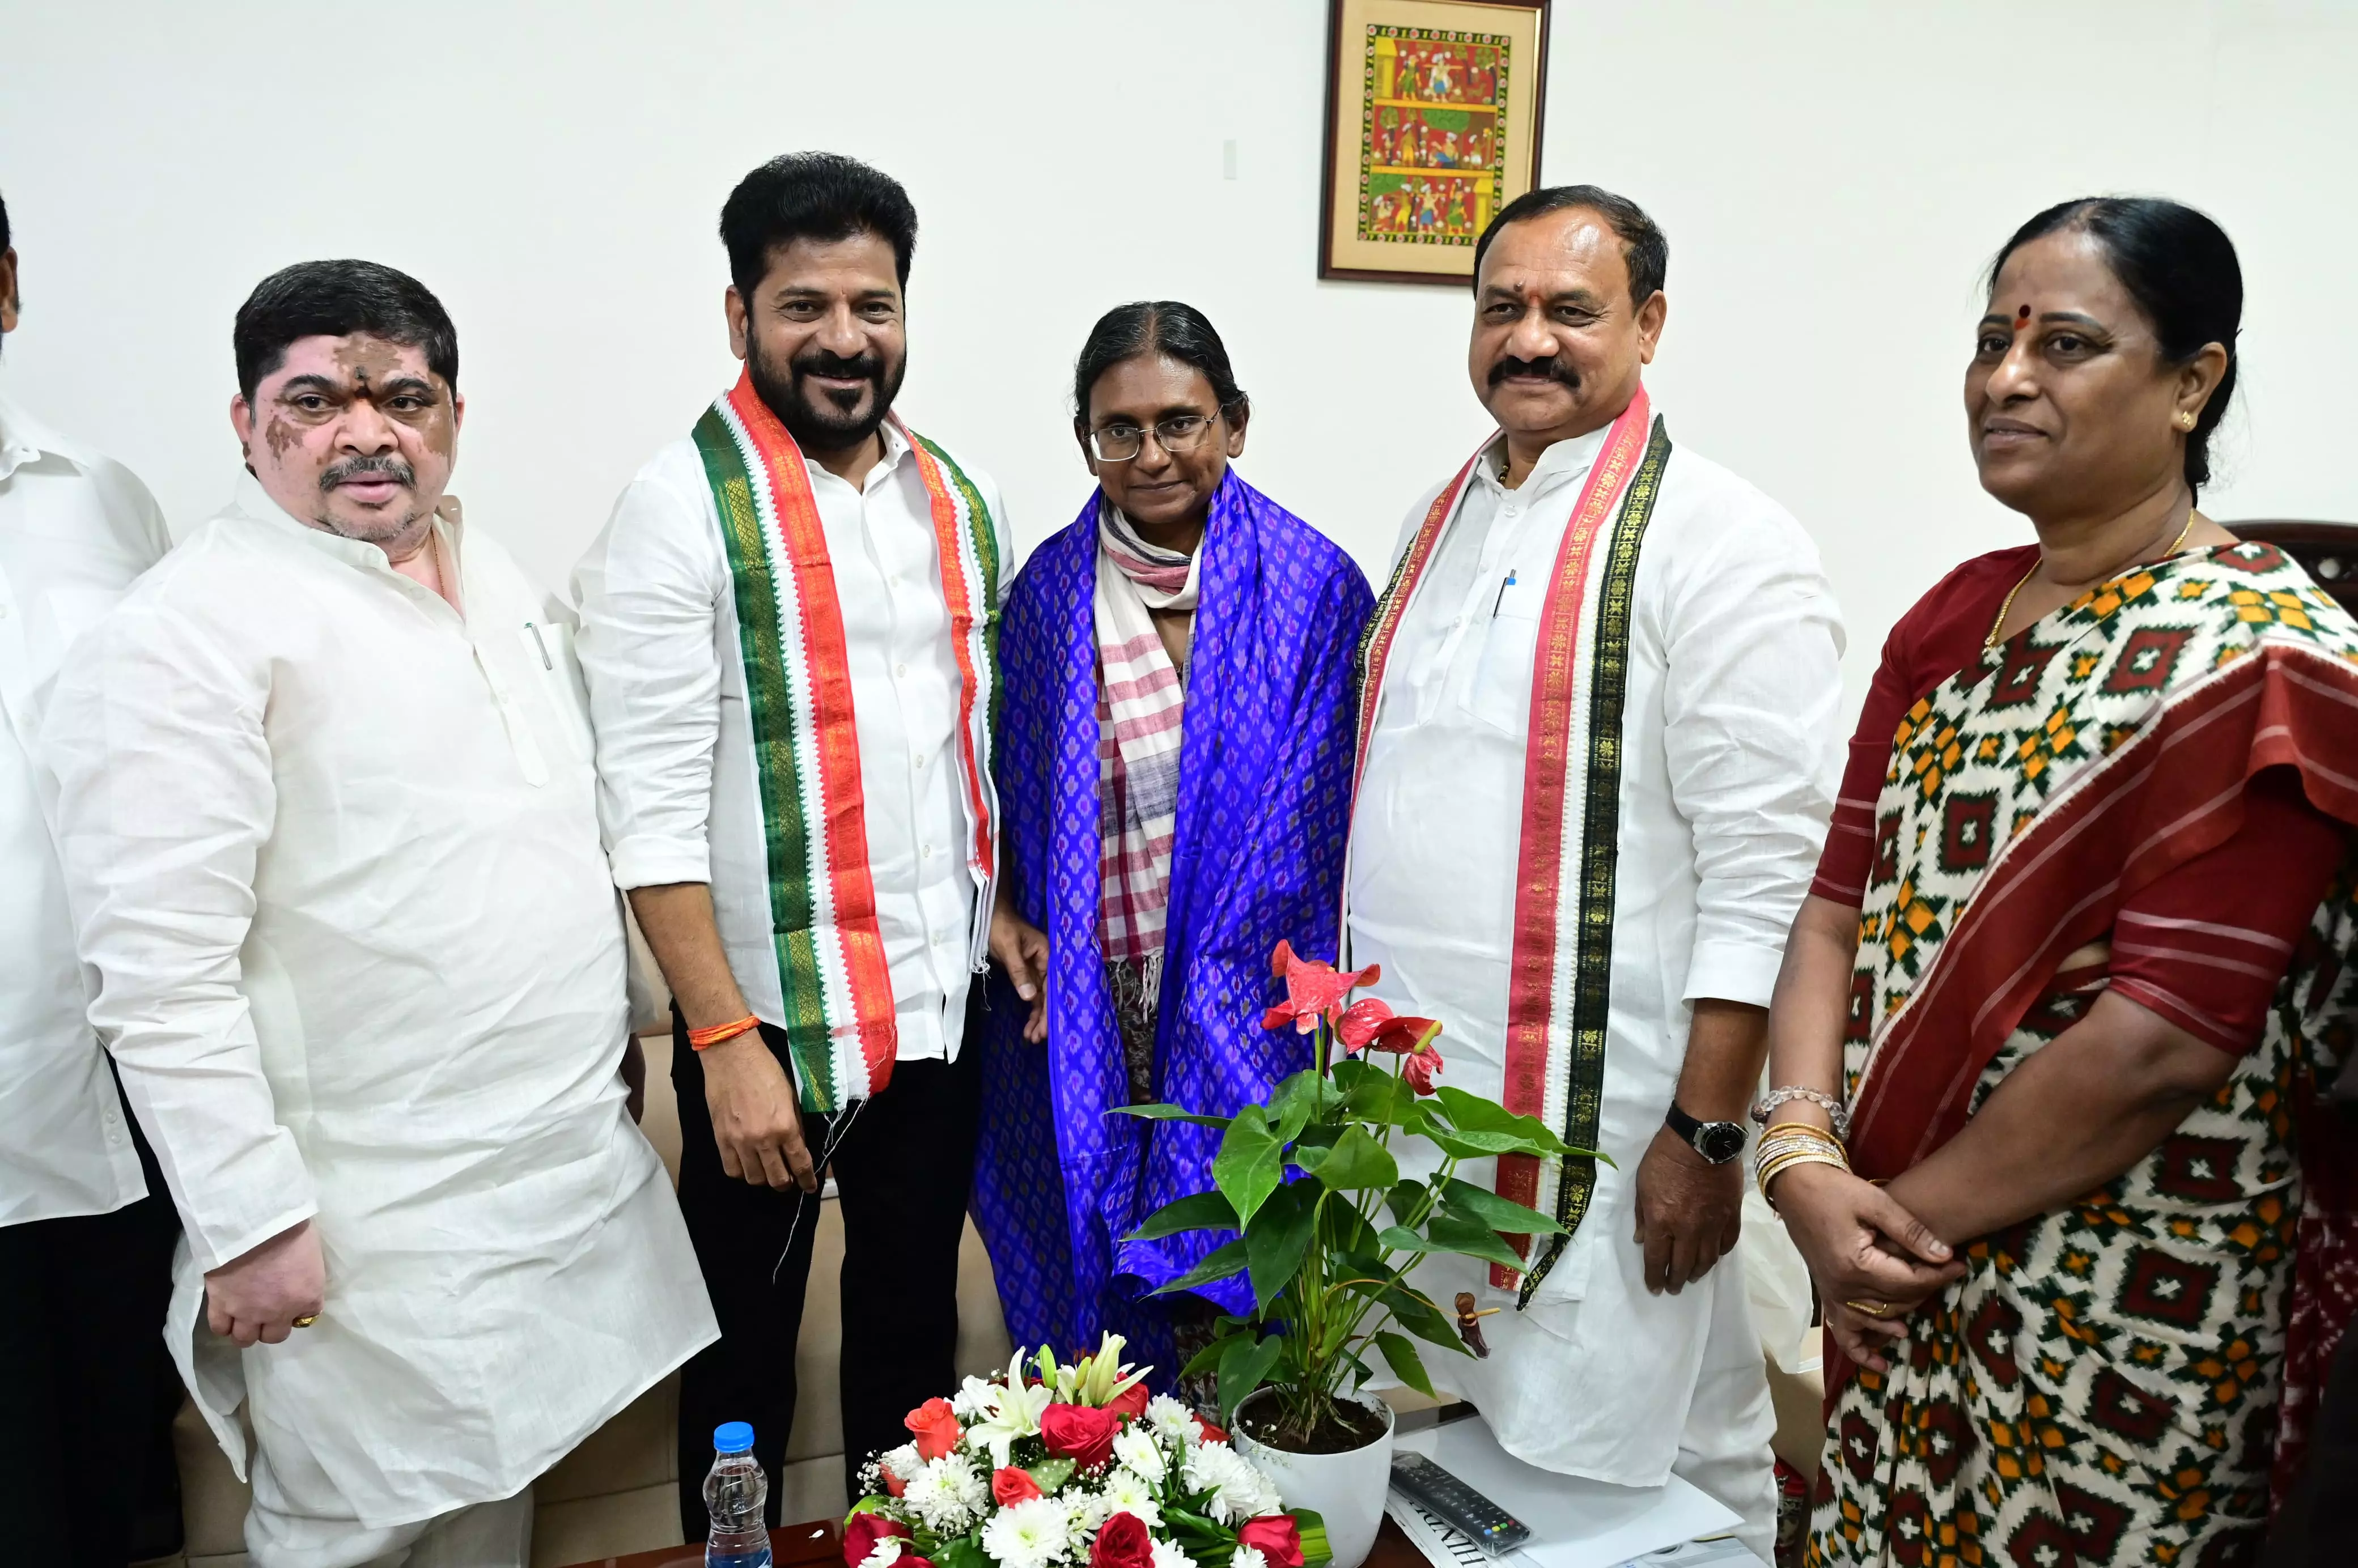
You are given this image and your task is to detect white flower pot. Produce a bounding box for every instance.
[1232,1391,1396,1568]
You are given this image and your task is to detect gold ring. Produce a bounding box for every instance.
[1843,1299,1898,1320]
[291,1315,319,1328]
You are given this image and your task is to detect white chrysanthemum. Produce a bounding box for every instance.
[953,1376,1000,1421]
[980,1495,1074,1568]
[1150,1540,1196,1568]
[1232,1548,1269,1568]
[1097,1469,1163,1529]
[1111,1426,1166,1482]
[904,1454,990,1535]
[1144,1395,1201,1448]
[1180,1442,1280,1525]
[879,1444,923,1488]
[863,1540,906,1568]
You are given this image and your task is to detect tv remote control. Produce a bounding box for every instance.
[1389,1451,1532,1557]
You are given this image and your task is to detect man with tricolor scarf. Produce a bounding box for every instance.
[1346,185,1845,1558]
[573,154,1009,1536]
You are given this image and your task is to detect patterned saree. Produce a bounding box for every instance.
[1809,542,2358,1566]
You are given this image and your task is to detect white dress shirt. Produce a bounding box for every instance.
[1349,424,1844,1497]
[43,474,716,1528]
[574,420,1007,1063]
[0,389,171,1227]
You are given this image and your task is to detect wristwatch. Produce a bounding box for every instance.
[1666,1102,1748,1165]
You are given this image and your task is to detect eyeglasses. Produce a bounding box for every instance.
[1087,412,1222,462]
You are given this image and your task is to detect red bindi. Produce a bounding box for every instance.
[2014,304,2032,329]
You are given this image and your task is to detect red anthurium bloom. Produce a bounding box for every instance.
[844,1513,911,1568]
[1237,1515,1307,1568]
[1337,997,1443,1057]
[1402,1042,1444,1096]
[1261,940,1381,1034]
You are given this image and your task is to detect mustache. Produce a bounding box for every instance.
[792,349,888,386]
[319,454,416,491]
[1487,355,1579,389]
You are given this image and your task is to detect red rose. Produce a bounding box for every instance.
[1039,1401,1121,1469]
[1237,1515,1305,1568]
[1105,1382,1151,1421]
[904,1397,963,1461]
[1193,1415,1228,1445]
[843,1512,911,1568]
[991,1466,1044,1507]
[881,1465,907,1499]
[1091,1511,1156,1568]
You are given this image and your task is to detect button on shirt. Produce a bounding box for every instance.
[0,390,171,1227]
[574,420,1007,1062]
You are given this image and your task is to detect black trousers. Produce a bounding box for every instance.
[672,1001,982,1540]
[0,1111,185,1566]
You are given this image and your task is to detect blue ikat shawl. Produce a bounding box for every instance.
[973,471,1373,1371]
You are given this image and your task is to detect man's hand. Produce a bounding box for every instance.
[205,1219,326,1347]
[621,1034,647,1125]
[701,1033,816,1191]
[1632,1126,1743,1294]
[989,895,1050,1045]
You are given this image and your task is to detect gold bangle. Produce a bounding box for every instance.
[1761,1119,1846,1145]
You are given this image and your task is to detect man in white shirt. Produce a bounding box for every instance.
[573,152,1010,1536]
[0,187,187,1568]
[1348,186,1844,1561]
[44,260,715,1568]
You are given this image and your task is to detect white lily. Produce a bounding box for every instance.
[969,1349,1057,1468]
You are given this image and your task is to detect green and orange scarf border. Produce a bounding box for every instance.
[1354,388,1670,1303]
[693,370,1000,1114]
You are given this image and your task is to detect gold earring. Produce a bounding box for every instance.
[2176,411,2197,431]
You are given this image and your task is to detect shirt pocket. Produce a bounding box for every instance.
[516,621,596,763]
[1464,578,1543,736]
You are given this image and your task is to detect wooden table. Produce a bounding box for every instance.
[555,1515,1428,1568]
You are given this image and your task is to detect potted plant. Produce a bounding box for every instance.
[1117,942,1597,1568]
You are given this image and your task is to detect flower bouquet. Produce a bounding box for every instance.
[847,1336,1329,1568]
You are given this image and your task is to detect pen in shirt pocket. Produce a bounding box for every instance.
[524,621,553,669]
[1491,569,1518,617]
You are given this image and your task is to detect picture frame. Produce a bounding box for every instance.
[1318,0,1551,286]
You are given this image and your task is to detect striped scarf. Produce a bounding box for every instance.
[1095,498,1198,981]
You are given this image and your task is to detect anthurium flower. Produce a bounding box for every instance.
[1260,940,1380,1033]
[1335,997,1443,1057]
[1402,1041,1444,1096]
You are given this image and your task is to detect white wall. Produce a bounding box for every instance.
[4,1,2355,709]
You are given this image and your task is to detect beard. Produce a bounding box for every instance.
[314,453,426,543]
[749,338,907,454]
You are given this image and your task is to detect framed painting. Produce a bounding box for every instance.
[1318,0,1550,286]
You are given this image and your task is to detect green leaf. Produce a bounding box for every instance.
[1419,1209,1528,1270]
[1312,1124,1399,1191]
[1384,1181,1427,1228]
[1112,1102,1236,1130]
[1376,1225,1427,1255]
[1181,1330,1250,1380]
[1213,1107,1285,1229]
[1365,1274,1472,1354]
[1433,1087,1570,1153]
[1246,1180,1321,1315]
[1266,1070,1337,1146]
[1127,1188,1240,1242]
[1341,1066,1417,1126]
[1152,1237,1250,1295]
[1027,1457,1076,1494]
[1216,1332,1285,1426]
[938,1535,991,1568]
[1436,1176,1568,1236]
[1291,1508,1333,1568]
[1372,1330,1437,1397]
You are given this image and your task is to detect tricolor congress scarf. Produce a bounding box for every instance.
[1095,499,1199,985]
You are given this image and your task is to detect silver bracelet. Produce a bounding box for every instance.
[1750,1085,1850,1141]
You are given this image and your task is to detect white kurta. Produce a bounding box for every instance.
[1348,425,1843,1529]
[42,474,716,1531]
[572,421,1007,1063]
[0,390,170,1226]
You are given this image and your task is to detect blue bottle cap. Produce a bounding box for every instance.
[715,1421,756,1454]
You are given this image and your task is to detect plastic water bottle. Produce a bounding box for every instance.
[705,1422,772,1568]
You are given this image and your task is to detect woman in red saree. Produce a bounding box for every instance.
[1766,197,2358,1564]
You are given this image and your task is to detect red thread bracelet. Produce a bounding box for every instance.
[688,1013,760,1051]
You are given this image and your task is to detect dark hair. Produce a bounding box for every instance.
[720,152,918,301]
[232,260,457,405]
[1,187,10,256]
[1472,184,1668,306]
[1987,197,2241,493]
[1072,301,1248,421]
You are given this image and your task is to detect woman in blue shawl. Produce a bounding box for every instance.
[976,303,1373,1370]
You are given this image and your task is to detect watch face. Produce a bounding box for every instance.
[1698,1121,1748,1165]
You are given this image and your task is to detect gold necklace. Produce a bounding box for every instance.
[1985,511,2202,648]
